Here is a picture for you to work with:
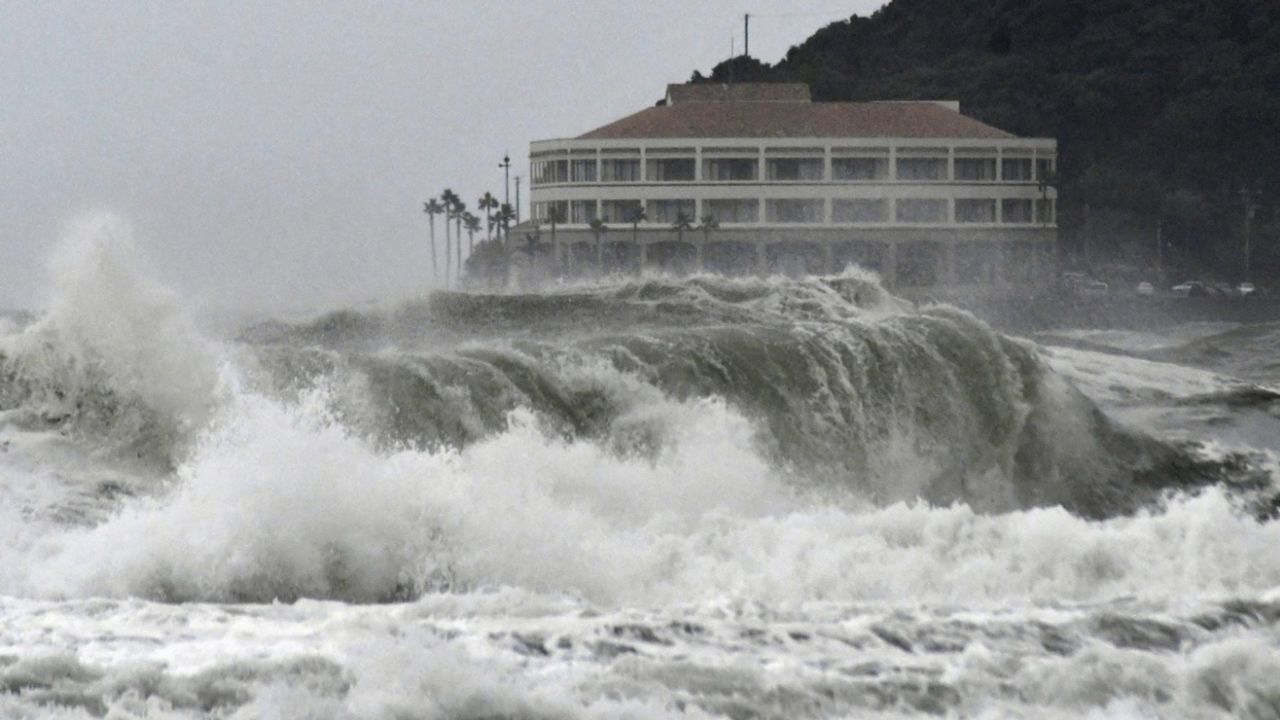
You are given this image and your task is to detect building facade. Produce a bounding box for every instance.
[522,83,1057,291]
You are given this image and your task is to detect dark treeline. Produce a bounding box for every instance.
[693,0,1280,282]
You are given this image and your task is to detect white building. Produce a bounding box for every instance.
[523,82,1057,290]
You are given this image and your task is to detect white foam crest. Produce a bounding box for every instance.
[1,214,224,439]
[9,370,1280,608]
[13,382,793,603]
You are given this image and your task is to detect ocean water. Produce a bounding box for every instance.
[1,217,1278,719]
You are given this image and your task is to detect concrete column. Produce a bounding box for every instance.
[944,242,957,285]
[756,240,768,275]
[552,225,561,276]
[883,240,898,288]
[822,237,835,275]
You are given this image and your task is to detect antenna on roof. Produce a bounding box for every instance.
[744,14,750,57]
[728,34,736,84]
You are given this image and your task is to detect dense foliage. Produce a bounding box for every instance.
[694,0,1280,280]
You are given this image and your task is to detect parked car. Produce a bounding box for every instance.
[1238,282,1257,296]
[1136,282,1155,296]
[1062,272,1087,289]
[1079,279,1109,296]
[1063,272,1109,296]
[1171,281,1207,297]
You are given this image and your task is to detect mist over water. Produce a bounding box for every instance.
[2,216,1279,718]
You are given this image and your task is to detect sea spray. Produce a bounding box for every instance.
[0,215,226,468]
[242,281,1235,517]
[12,382,1280,606]
[3,224,1280,718]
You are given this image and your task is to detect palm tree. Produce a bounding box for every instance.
[696,214,719,273]
[441,188,459,288]
[464,212,481,258]
[478,192,499,242]
[671,211,694,244]
[629,206,647,275]
[588,218,608,275]
[452,199,467,277]
[496,203,516,246]
[423,198,444,281]
[524,221,543,262]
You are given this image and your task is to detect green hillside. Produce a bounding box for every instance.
[694,0,1280,281]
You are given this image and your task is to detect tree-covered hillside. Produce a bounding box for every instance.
[694,0,1280,281]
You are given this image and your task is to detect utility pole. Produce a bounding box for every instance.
[744,14,749,57]
[515,176,522,224]
[499,155,511,210]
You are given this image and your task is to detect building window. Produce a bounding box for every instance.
[1036,198,1055,224]
[600,199,643,223]
[766,158,824,181]
[832,199,889,223]
[646,199,695,224]
[601,159,641,182]
[1002,158,1032,181]
[896,157,948,181]
[1002,198,1034,223]
[569,200,596,224]
[1036,158,1055,181]
[533,200,568,223]
[531,159,569,185]
[704,199,759,223]
[896,198,948,223]
[645,158,696,182]
[570,160,597,183]
[954,158,997,181]
[832,157,889,180]
[955,199,997,223]
[703,158,758,181]
[766,199,824,223]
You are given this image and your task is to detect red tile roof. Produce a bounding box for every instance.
[577,101,1016,140]
[665,83,811,104]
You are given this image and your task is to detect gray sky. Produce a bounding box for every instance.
[2,1,887,312]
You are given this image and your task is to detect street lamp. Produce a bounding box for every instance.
[499,155,511,211]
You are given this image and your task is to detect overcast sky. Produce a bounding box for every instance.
[2,1,888,312]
